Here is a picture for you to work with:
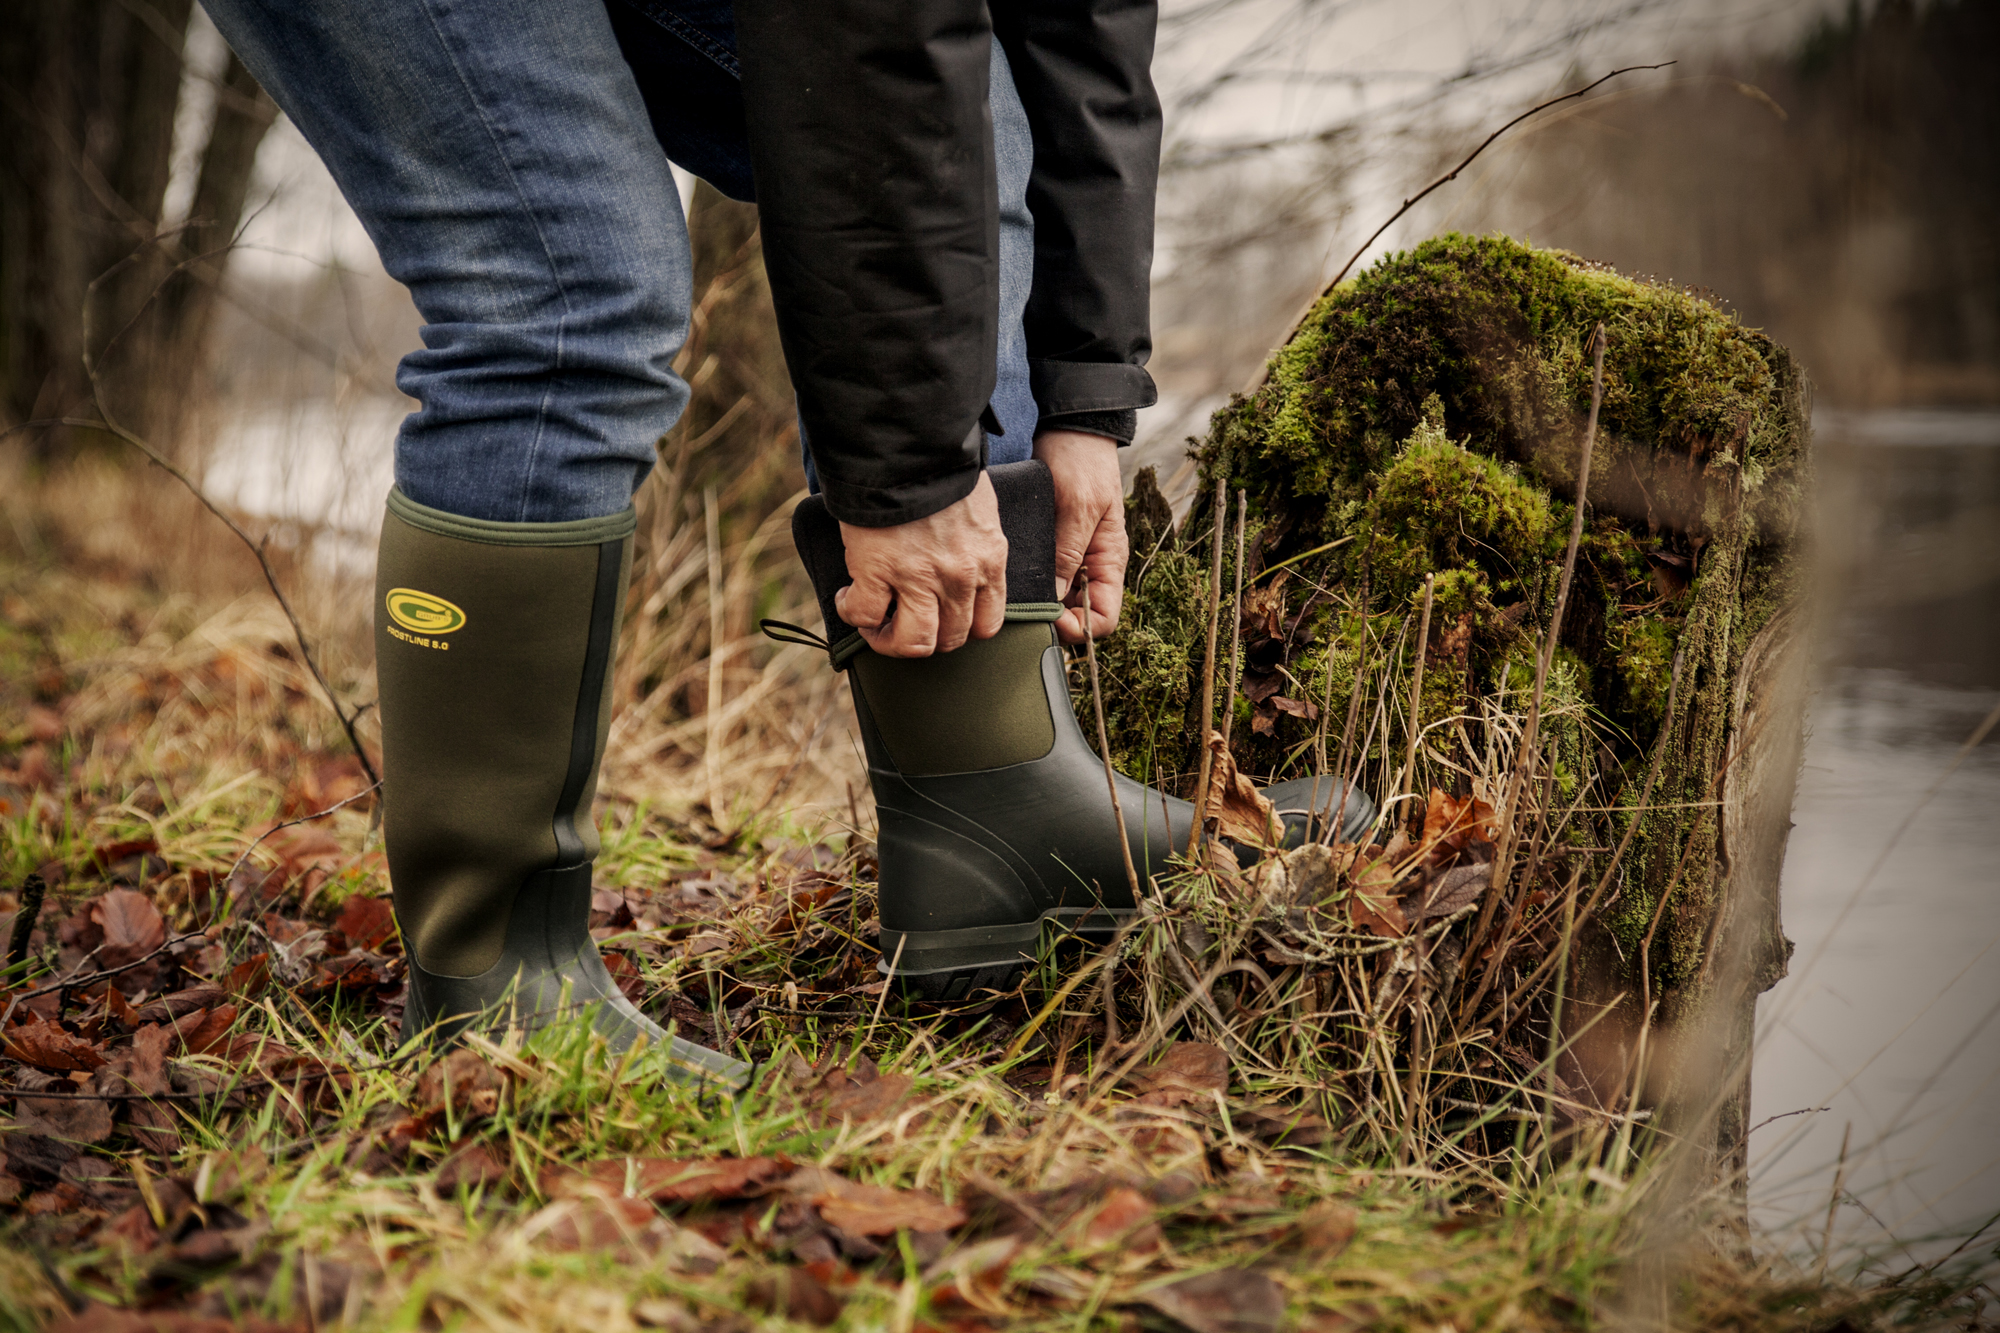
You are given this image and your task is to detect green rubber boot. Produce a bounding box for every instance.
[374,489,748,1089]
[784,461,1375,1001]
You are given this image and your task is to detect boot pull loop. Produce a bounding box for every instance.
[761,618,871,671]
[759,618,829,652]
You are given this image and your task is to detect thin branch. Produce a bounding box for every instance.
[1188,471,1229,858]
[1221,491,1247,746]
[225,780,384,885]
[56,415,381,790]
[1317,65,1674,297]
[1083,574,1144,907]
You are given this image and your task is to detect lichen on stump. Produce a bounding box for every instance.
[1087,233,1808,1050]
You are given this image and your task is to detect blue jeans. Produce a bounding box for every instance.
[198,0,1037,523]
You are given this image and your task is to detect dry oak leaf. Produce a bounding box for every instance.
[1418,787,1499,853]
[1127,1041,1228,1108]
[92,888,167,969]
[331,895,397,952]
[1137,1268,1287,1333]
[16,1088,114,1145]
[1199,730,1280,848]
[412,1048,504,1118]
[820,1071,913,1123]
[169,1004,239,1057]
[1075,1185,1165,1257]
[787,1165,967,1236]
[134,984,226,1026]
[2,1014,109,1073]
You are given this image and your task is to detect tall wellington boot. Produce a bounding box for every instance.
[786,461,1375,1001]
[375,489,748,1087]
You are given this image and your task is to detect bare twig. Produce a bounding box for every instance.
[5,873,45,973]
[13,931,209,1004]
[1188,471,1229,857]
[225,780,384,886]
[1221,491,1247,745]
[1317,66,1673,297]
[704,485,728,829]
[1399,573,1435,801]
[1083,575,1143,906]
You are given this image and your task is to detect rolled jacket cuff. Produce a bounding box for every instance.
[1027,359,1158,417]
[1037,407,1136,445]
[815,458,985,529]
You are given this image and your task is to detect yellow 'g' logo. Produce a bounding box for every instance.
[385,588,467,635]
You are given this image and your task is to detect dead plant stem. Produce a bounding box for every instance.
[1471,323,1605,962]
[1221,490,1247,746]
[1188,471,1228,858]
[1083,574,1143,906]
[1400,573,1435,800]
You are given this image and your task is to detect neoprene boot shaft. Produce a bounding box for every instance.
[790,461,1374,1001]
[375,489,746,1086]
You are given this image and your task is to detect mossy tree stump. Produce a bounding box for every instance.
[1091,234,1811,1166]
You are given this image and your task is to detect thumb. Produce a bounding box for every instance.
[834,574,893,631]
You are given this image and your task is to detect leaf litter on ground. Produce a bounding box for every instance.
[2,546,1988,1333]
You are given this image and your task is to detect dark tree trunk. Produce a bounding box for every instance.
[0,0,276,455]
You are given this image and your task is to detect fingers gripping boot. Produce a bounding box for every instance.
[375,489,747,1088]
[790,461,1375,1001]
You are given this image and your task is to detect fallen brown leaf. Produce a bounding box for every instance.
[332,895,397,951]
[1076,1185,1164,1256]
[746,1267,844,1326]
[1137,1268,1287,1333]
[820,1071,913,1123]
[1200,731,1279,847]
[412,1049,503,1118]
[1407,864,1489,921]
[1128,1042,1228,1107]
[2,1014,109,1073]
[790,1166,967,1236]
[17,1088,114,1145]
[92,888,166,968]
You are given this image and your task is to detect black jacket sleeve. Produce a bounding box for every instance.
[993,0,1160,421]
[733,0,1159,528]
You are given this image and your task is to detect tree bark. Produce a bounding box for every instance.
[0,0,276,454]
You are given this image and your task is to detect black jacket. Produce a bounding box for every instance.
[618,0,1162,528]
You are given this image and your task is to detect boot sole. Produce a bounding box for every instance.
[879,906,1138,1002]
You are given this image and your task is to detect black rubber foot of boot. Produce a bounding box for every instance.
[880,907,1138,1002]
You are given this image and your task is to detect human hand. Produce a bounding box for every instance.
[835,472,1007,657]
[1034,430,1127,643]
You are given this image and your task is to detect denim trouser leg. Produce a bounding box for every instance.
[199,0,690,524]
[986,35,1040,463]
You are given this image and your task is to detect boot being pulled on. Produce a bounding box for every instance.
[784,460,1374,1001]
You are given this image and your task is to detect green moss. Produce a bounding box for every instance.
[1089,233,1810,1002]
